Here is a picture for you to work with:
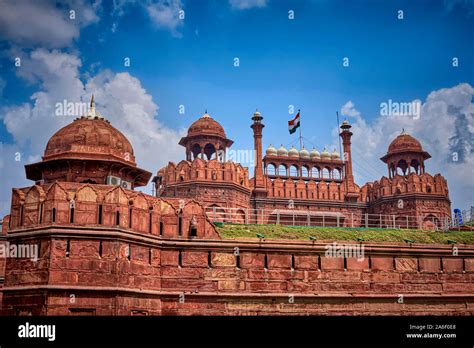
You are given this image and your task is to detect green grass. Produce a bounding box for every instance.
[217,223,474,244]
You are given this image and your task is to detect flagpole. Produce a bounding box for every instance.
[298,109,302,150]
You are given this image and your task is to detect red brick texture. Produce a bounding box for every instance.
[1,228,474,315]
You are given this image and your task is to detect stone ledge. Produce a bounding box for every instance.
[2,284,474,299]
[5,226,474,256]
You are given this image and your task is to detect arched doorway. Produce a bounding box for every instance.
[422,214,439,230]
[209,204,226,222]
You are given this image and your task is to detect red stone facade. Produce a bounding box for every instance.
[156,113,451,229]
[155,112,251,212]
[1,229,473,315]
[0,99,467,316]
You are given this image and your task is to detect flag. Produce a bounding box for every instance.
[288,111,300,134]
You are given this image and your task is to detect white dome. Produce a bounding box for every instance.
[331,149,340,160]
[321,147,331,159]
[288,146,299,158]
[310,147,320,159]
[300,147,310,159]
[266,144,277,156]
[277,144,288,156]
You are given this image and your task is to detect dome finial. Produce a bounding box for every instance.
[253,109,262,118]
[401,128,406,135]
[84,94,103,119]
[89,94,95,114]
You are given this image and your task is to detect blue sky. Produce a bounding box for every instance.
[0,0,473,214]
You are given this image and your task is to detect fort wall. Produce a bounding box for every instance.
[2,220,473,315]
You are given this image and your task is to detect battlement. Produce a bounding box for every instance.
[362,173,449,202]
[155,159,252,210]
[264,176,356,201]
[157,158,250,188]
[6,182,219,240]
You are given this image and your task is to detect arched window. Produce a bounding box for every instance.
[333,168,341,180]
[410,159,420,174]
[311,167,319,178]
[204,143,216,160]
[178,214,183,236]
[322,168,330,179]
[289,165,299,177]
[397,159,408,176]
[278,164,287,176]
[267,163,277,175]
[390,163,396,177]
[191,144,201,160]
[301,166,309,177]
[189,216,198,236]
[98,205,103,224]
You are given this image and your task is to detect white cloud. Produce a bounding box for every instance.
[84,70,185,173]
[0,143,26,216]
[337,83,474,209]
[0,0,100,48]
[229,0,267,10]
[3,49,84,147]
[146,0,184,37]
[110,0,184,36]
[0,49,184,217]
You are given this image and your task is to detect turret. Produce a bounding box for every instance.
[380,129,431,179]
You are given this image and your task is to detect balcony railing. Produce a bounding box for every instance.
[204,206,473,231]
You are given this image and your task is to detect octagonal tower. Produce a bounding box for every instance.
[380,129,431,179]
[155,112,251,215]
[178,112,234,162]
[362,130,450,230]
[24,96,151,189]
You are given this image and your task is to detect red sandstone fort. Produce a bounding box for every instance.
[0,97,472,316]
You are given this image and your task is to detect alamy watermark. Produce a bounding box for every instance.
[325,242,365,261]
[0,242,39,262]
[217,149,256,168]
[18,322,55,341]
[380,99,421,120]
[55,100,88,117]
